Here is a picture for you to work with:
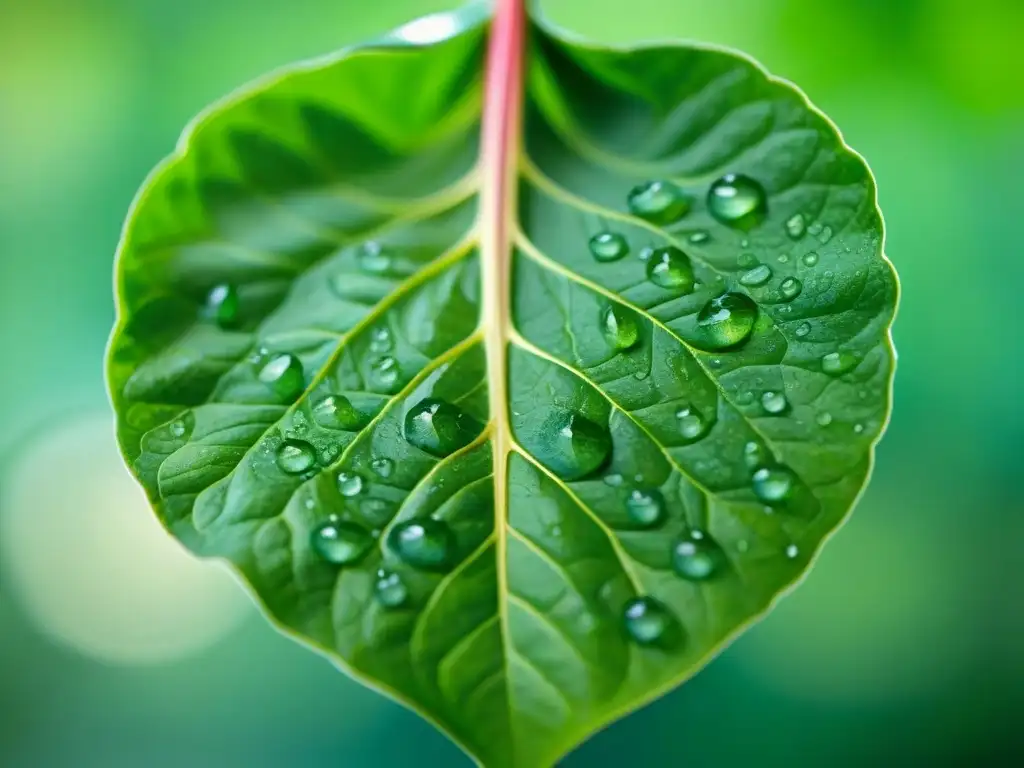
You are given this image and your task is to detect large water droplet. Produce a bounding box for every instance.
[311,520,374,565]
[313,394,367,431]
[779,277,802,301]
[169,420,187,439]
[739,264,772,287]
[821,351,858,376]
[259,354,305,400]
[623,596,681,649]
[627,180,691,225]
[370,356,401,392]
[371,457,394,478]
[404,399,482,458]
[337,471,364,497]
[276,439,316,475]
[387,519,456,571]
[589,231,629,262]
[206,284,239,328]
[672,534,726,581]
[544,411,612,481]
[626,488,665,528]
[676,406,707,442]
[358,241,391,274]
[795,322,811,338]
[375,571,409,608]
[752,466,796,504]
[802,251,819,267]
[785,213,806,239]
[707,174,767,228]
[695,293,758,349]
[761,391,789,415]
[602,304,640,351]
[646,246,695,292]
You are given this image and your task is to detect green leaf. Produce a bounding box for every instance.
[106,2,898,765]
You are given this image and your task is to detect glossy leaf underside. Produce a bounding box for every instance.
[107,2,897,766]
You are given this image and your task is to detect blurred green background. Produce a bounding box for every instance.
[1,0,1021,765]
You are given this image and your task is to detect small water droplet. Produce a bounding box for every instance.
[646,246,695,292]
[695,293,758,349]
[311,520,374,565]
[818,225,833,244]
[206,284,239,328]
[739,264,773,287]
[169,420,186,438]
[370,356,401,392]
[761,391,789,415]
[623,596,682,649]
[676,407,707,442]
[545,411,612,481]
[358,241,391,274]
[854,422,865,434]
[371,457,394,478]
[369,327,393,354]
[736,539,750,553]
[821,350,858,376]
[627,180,691,225]
[777,254,790,264]
[388,519,456,571]
[785,543,800,559]
[633,369,650,380]
[707,173,767,228]
[259,354,305,400]
[795,322,811,338]
[785,213,806,239]
[276,439,317,475]
[816,412,833,427]
[589,231,629,262]
[672,534,726,581]
[626,488,665,528]
[743,441,767,469]
[374,571,409,608]
[802,251,819,267]
[737,252,759,269]
[752,466,796,504]
[602,304,640,351]
[604,473,624,487]
[404,399,483,458]
[312,394,368,431]
[688,230,710,244]
[337,471,364,497]
[779,277,803,301]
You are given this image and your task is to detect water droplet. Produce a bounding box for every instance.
[259,354,305,400]
[695,293,758,349]
[739,264,772,287]
[743,441,767,469]
[676,407,707,442]
[169,420,186,438]
[688,230,710,244]
[707,173,767,228]
[818,225,833,244]
[627,180,691,225]
[761,391,789,415]
[672,534,726,581]
[626,488,665,528]
[206,284,239,327]
[313,394,367,431]
[404,399,482,458]
[821,351,858,376]
[623,596,681,649]
[544,410,612,481]
[737,252,759,269]
[358,241,391,274]
[311,520,374,565]
[646,246,695,292]
[779,277,803,301]
[276,439,317,475]
[854,422,865,434]
[337,471,364,497]
[604,473,624,487]
[795,322,811,338]
[736,539,750,553]
[802,251,819,267]
[369,327,393,353]
[371,457,394,478]
[786,214,806,239]
[752,466,796,504]
[785,543,800,559]
[374,571,409,608]
[589,231,629,262]
[633,368,650,381]
[387,519,456,571]
[816,412,833,427]
[370,356,401,392]
[600,304,640,351]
